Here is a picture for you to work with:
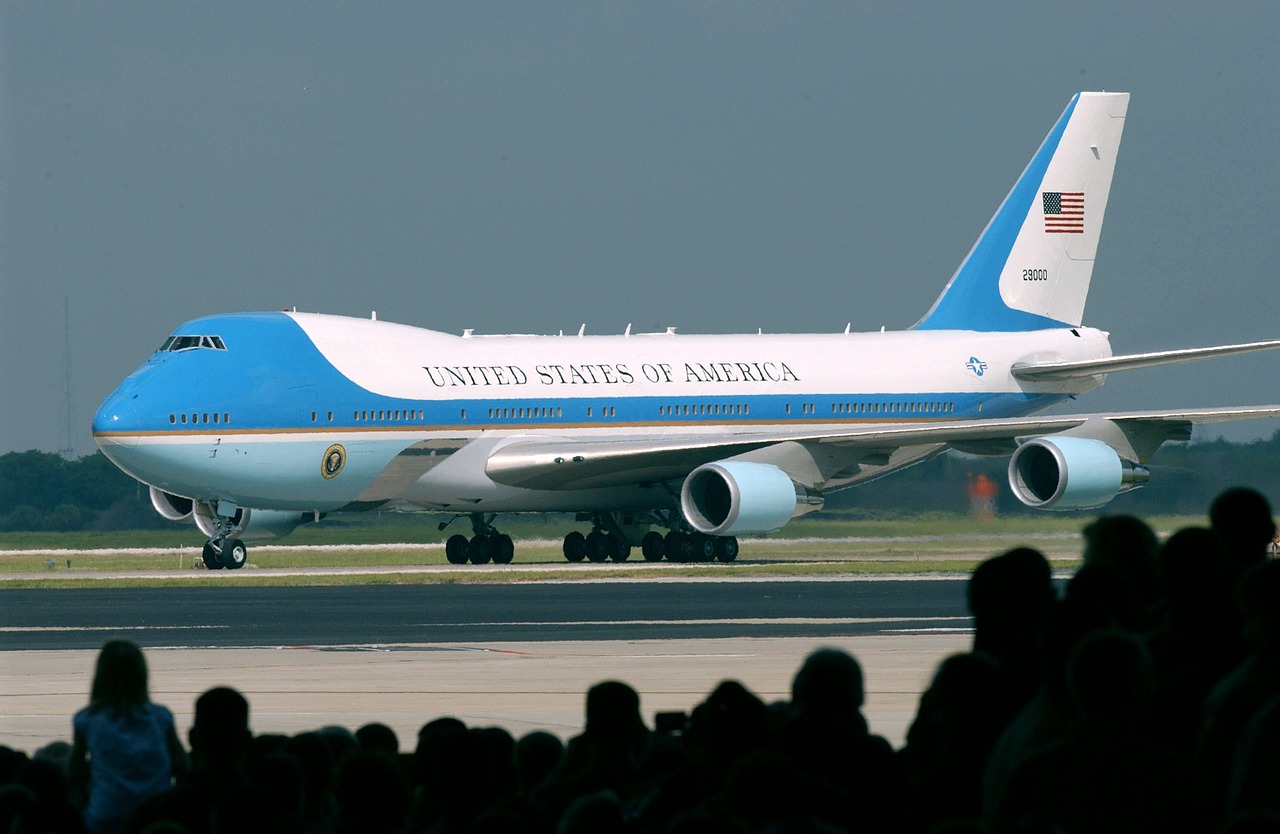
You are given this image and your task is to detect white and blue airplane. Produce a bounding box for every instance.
[93,92,1280,569]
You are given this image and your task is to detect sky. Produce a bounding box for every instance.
[3,2,1279,456]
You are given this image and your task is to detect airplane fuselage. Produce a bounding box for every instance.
[93,311,1111,515]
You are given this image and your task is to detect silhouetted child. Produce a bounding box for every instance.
[69,640,188,834]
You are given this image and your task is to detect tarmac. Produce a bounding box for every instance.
[1,633,969,755]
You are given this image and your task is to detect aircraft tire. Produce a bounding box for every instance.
[714,536,739,563]
[222,539,248,570]
[468,535,493,565]
[445,535,470,565]
[692,534,716,562]
[494,534,515,565]
[563,531,587,563]
[201,542,225,570]
[664,532,692,563]
[609,538,631,562]
[641,531,665,562]
[585,531,611,563]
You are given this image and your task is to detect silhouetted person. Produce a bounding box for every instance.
[538,681,650,821]
[407,716,466,832]
[354,723,399,758]
[514,731,563,795]
[1226,697,1280,820]
[990,629,1193,834]
[1197,559,1280,823]
[779,647,901,834]
[129,686,253,834]
[333,749,411,834]
[1147,527,1246,753]
[1210,487,1277,584]
[69,640,188,834]
[982,593,1114,818]
[283,731,339,834]
[967,547,1057,705]
[900,652,1020,832]
[8,756,86,833]
[1080,514,1160,630]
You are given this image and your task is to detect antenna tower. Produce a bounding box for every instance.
[59,297,77,458]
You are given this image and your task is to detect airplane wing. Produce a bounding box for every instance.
[484,405,1280,491]
[1011,339,1280,382]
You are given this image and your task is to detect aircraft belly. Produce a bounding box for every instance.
[106,434,422,512]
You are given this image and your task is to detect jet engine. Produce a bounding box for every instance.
[681,461,820,536]
[149,487,194,522]
[1008,436,1149,510]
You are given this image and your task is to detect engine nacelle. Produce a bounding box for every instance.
[1008,436,1149,510]
[681,461,817,536]
[149,487,194,522]
[194,503,311,541]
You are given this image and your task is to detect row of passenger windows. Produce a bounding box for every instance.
[660,403,750,417]
[832,401,956,414]
[348,409,424,422]
[170,412,230,425]
[488,407,564,419]
[170,401,961,429]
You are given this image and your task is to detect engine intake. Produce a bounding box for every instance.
[681,461,818,536]
[149,487,194,522]
[1008,436,1149,510]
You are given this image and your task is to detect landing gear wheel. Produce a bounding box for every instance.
[445,534,470,565]
[201,542,225,570]
[714,536,739,563]
[641,531,665,562]
[609,537,631,562]
[222,539,248,570]
[494,534,515,565]
[468,535,493,565]
[585,530,611,563]
[664,532,692,563]
[691,534,716,562]
[563,531,587,563]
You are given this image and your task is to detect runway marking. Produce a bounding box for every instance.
[0,625,229,633]
[421,616,970,627]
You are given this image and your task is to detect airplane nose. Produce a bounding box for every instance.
[93,393,141,451]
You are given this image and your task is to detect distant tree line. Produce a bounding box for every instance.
[0,451,167,532]
[4,433,1280,532]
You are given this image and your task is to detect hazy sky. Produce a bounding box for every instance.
[4,2,1279,456]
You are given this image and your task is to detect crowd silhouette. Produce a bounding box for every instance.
[3,486,1280,833]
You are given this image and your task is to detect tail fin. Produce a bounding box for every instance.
[915,91,1129,331]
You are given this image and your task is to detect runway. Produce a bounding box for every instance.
[0,576,973,754]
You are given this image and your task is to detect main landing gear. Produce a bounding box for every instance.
[439,512,740,566]
[561,513,739,564]
[638,530,739,563]
[444,513,515,565]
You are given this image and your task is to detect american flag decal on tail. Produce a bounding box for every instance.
[1043,191,1084,233]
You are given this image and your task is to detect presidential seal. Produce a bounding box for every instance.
[321,444,346,479]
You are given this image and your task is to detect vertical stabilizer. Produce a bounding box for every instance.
[915,91,1129,331]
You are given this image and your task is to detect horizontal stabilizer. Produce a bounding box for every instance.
[1011,339,1280,382]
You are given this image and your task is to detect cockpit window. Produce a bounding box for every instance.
[159,335,227,353]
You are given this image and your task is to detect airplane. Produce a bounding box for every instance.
[92,91,1280,570]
